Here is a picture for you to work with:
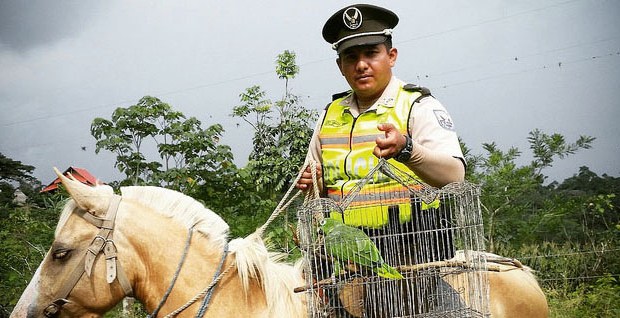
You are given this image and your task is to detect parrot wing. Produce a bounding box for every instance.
[325,223,382,266]
[324,223,403,279]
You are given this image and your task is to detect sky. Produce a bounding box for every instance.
[1,0,619,187]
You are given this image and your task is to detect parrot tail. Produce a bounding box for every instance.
[375,264,404,280]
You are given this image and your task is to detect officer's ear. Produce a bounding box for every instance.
[388,47,398,67]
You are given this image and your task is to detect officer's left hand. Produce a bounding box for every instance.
[295,164,322,191]
[373,123,406,159]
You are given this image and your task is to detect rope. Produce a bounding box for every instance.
[195,243,230,317]
[162,263,237,318]
[148,226,195,318]
[309,159,321,200]
[256,158,320,237]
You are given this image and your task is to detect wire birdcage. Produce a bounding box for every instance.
[296,159,490,318]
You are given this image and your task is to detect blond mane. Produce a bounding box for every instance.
[120,186,230,249]
[229,233,307,317]
[55,184,229,247]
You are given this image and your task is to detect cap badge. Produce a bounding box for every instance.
[343,7,362,30]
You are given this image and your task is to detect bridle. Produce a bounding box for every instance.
[43,195,133,318]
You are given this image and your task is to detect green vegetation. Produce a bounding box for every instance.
[465,132,619,317]
[1,50,617,317]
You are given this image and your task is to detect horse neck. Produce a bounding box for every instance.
[116,202,236,316]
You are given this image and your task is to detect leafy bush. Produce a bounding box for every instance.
[547,275,619,318]
[0,205,57,314]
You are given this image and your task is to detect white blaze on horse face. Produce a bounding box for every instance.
[10,261,42,318]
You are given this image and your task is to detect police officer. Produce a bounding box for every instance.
[297,4,467,316]
[297,4,465,194]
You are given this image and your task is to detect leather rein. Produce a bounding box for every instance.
[43,195,133,317]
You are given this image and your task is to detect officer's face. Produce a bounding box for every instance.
[337,43,397,102]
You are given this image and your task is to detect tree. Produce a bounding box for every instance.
[528,129,595,180]
[232,50,318,195]
[466,130,595,251]
[91,96,234,190]
[91,97,170,185]
[542,167,619,268]
[0,153,41,206]
[0,153,35,183]
[276,50,300,95]
[228,50,317,252]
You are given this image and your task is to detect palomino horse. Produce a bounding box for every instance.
[11,170,307,317]
[11,170,548,317]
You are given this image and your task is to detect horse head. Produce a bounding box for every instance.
[12,168,132,317]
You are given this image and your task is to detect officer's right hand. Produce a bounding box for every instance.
[374,123,407,159]
[296,165,322,190]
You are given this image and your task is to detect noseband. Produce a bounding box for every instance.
[44,195,133,318]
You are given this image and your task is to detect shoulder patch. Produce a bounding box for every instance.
[403,83,431,96]
[332,90,352,101]
[433,109,455,131]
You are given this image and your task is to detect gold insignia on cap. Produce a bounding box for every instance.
[343,7,362,30]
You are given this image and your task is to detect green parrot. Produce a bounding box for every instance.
[319,217,404,280]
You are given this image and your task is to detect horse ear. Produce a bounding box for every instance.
[53,167,113,217]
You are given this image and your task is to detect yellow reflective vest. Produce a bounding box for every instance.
[319,85,428,228]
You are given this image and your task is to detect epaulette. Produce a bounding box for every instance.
[332,90,352,101]
[403,83,432,96]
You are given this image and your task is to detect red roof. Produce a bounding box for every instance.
[41,167,102,193]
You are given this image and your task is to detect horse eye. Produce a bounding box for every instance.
[52,249,72,260]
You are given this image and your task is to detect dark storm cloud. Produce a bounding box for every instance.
[0,1,105,52]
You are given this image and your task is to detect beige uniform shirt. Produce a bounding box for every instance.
[307,76,464,165]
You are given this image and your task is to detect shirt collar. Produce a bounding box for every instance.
[339,76,403,116]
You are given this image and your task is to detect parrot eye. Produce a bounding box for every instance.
[319,219,326,226]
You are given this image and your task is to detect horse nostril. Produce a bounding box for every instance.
[43,299,68,318]
[43,304,59,318]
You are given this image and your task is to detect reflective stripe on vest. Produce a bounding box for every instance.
[319,87,424,228]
